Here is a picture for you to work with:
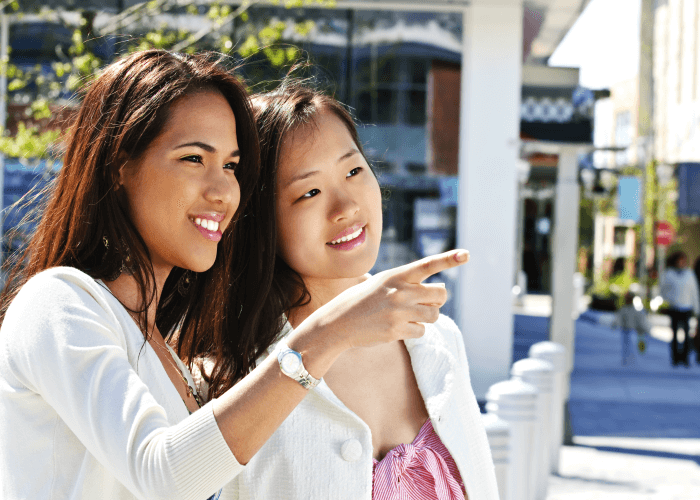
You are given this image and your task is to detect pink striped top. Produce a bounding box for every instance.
[372,419,467,500]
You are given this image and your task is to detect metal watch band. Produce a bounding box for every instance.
[277,340,321,389]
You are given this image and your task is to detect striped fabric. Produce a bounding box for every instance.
[372,420,467,500]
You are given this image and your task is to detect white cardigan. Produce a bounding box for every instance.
[660,268,700,314]
[0,267,241,500]
[220,314,499,500]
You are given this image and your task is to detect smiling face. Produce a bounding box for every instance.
[119,90,241,276]
[275,110,382,283]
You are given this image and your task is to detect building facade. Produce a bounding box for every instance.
[653,0,700,266]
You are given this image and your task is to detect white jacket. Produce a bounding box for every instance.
[0,267,241,500]
[221,314,499,500]
[660,268,700,314]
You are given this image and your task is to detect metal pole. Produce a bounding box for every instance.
[638,0,654,298]
[639,158,647,296]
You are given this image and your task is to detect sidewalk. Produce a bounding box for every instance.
[513,296,700,499]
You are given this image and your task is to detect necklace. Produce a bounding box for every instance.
[98,281,204,410]
[149,338,204,409]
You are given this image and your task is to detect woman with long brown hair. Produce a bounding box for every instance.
[0,50,467,499]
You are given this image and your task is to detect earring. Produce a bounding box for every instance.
[177,270,193,296]
[103,236,122,281]
[102,235,133,280]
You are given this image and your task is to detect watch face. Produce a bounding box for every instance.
[280,350,302,376]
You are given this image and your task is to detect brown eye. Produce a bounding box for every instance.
[347,167,362,178]
[181,155,203,164]
[301,189,320,199]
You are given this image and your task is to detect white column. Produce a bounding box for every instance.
[550,146,583,377]
[456,0,523,399]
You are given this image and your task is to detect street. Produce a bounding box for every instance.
[513,299,700,499]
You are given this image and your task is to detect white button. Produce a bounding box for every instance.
[341,439,362,462]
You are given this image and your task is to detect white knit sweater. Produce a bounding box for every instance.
[660,268,700,314]
[0,267,242,500]
[219,315,499,500]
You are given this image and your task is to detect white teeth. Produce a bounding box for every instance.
[330,227,363,245]
[193,218,219,232]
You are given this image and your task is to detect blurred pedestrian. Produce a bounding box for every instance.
[694,257,700,363]
[612,292,650,365]
[660,251,700,366]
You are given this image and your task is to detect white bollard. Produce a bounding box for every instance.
[511,358,554,500]
[528,341,567,474]
[486,379,538,500]
[481,413,510,500]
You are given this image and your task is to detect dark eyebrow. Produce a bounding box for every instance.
[338,148,360,162]
[175,141,240,157]
[284,149,360,187]
[285,170,319,188]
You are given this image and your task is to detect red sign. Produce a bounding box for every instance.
[656,221,675,246]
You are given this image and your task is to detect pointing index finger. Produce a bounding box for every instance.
[398,249,469,284]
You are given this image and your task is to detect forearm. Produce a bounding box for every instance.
[211,322,342,464]
[212,250,469,464]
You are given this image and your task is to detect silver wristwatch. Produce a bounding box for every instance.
[277,340,321,389]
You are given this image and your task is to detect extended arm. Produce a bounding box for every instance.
[2,251,468,498]
[212,250,469,463]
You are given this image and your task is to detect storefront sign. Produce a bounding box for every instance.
[618,176,641,222]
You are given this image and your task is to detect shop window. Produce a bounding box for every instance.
[353,52,428,126]
[376,89,398,123]
[408,58,427,85]
[356,57,372,84]
[357,91,373,123]
[377,58,397,83]
[406,162,427,174]
[372,159,395,173]
[613,226,627,246]
[408,90,426,125]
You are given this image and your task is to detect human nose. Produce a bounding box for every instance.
[204,166,239,208]
[329,187,359,222]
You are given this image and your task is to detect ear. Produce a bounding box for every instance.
[114,151,131,191]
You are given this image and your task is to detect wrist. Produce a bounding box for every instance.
[276,340,321,389]
[284,320,346,380]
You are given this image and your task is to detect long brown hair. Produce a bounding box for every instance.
[250,80,371,345]
[0,50,274,391]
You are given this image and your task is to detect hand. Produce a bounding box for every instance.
[302,249,469,352]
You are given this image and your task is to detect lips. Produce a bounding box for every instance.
[328,223,365,245]
[327,225,366,251]
[190,213,225,242]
